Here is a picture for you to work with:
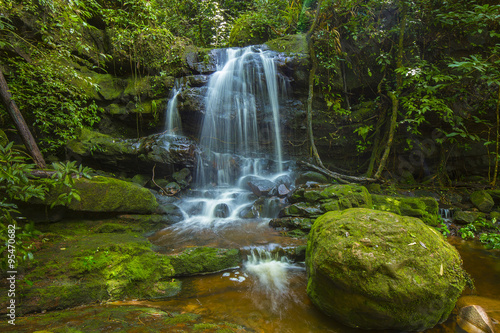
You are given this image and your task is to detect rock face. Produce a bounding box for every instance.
[306,208,468,331]
[67,129,197,177]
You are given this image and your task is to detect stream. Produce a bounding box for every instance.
[3,45,500,332]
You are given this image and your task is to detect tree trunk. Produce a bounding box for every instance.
[373,0,407,179]
[306,0,325,168]
[0,67,46,168]
[374,92,399,179]
[491,84,500,187]
[366,106,387,177]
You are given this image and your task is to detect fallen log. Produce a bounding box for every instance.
[299,161,379,184]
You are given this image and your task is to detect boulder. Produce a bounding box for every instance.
[47,176,159,214]
[306,208,468,331]
[247,178,276,197]
[169,247,240,276]
[295,171,329,185]
[453,211,485,225]
[470,191,495,213]
[372,194,440,226]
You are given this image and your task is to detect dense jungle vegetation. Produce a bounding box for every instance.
[1,0,500,263]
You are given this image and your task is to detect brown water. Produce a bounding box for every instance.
[4,236,500,332]
[141,236,500,333]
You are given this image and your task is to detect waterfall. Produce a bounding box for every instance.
[164,81,182,135]
[197,46,287,186]
[156,45,293,246]
[243,246,303,313]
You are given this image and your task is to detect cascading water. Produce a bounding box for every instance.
[152,46,303,316]
[196,46,287,186]
[243,245,303,314]
[164,80,183,135]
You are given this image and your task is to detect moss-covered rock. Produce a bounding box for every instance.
[2,232,180,315]
[66,128,197,176]
[372,194,439,226]
[0,304,249,333]
[169,247,241,276]
[470,190,495,213]
[269,217,313,232]
[306,208,468,331]
[265,33,309,54]
[46,175,159,214]
[453,211,485,225]
[283,184,372,218]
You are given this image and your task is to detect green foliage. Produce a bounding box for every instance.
[229,0,299,46]
[0,141,90,269]
[0,142,47,269]
[459,223,476,240]
[435,219,450,236]
[2,56,100,153]
[49,160,92,208]
[353,124,373,153]
[479,232,500,250]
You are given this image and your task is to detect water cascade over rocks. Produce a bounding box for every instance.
[164,80,183,135]
[153,46,302,304]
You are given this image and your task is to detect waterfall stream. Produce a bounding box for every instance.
[153,46,301,294]
[164,80,183,135]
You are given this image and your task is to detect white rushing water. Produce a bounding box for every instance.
[244,245,304,313]
[196,46,288,187]
[164,81,182,135]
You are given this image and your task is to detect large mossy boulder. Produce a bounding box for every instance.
[48,176,159,214]
[306,208,468,331]
[372,194,440,226]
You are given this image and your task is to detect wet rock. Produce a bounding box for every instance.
[306,208,468,331]
[172,168,192,186]
[185,49,218,74]
[247,178,276,197]
[457,305,495,333]
[277,184,290,197]
[453,211,485,225]
[214,203,230,218]
[66,128,197,177]
[471,190,495,213]
[281,202,323,217]
[295,171,329,185]
[131,174,150,187]
[169,247,240,276]
[269,217,313,232]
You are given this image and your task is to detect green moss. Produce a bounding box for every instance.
[265,34,309,54]
[306,208,467,331]
[16,234,179,315]
[228,13,271,47]
[372,194,439,226]
[43,175,159,214]
[169,247,241,276]
[95,223,129,233]
[320,184,373,209]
